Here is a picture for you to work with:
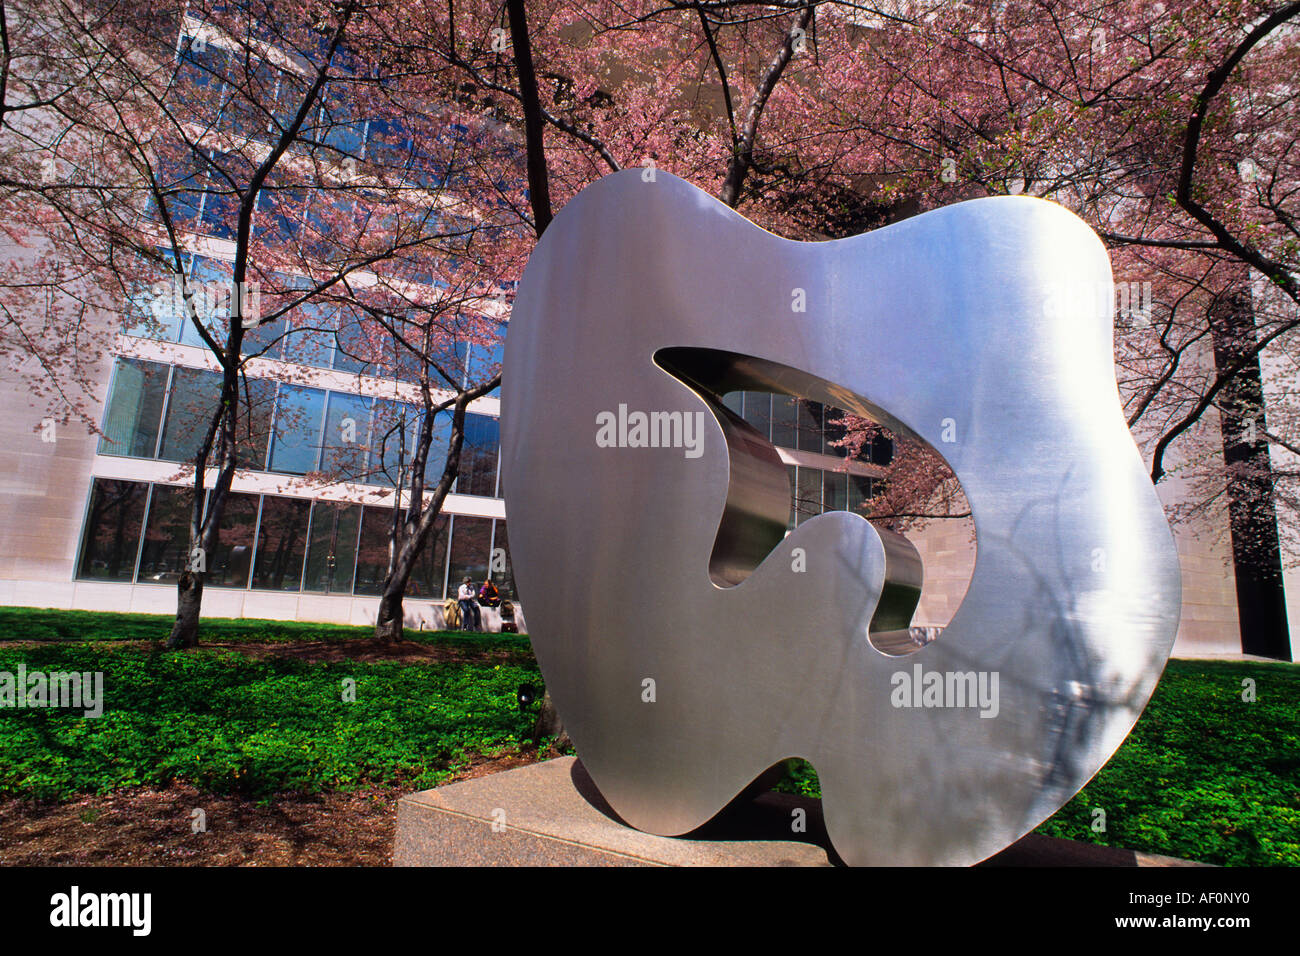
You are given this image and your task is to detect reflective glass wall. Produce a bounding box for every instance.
[77,479,515,600]
[98,358,499,496]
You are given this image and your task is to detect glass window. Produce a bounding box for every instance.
[242,315,286,361]
[823,407,848,458]
[795,467,822,526]
[226,59,283,143]
[389,331,430,382]
[321,392,372,481]
[332,309,379,374]
[206,492,259,588]
[304,502,361,594]
[153,154,208,236]
[786,464,797,532]
[457,413,499,498]
[174,36,230,131]
[239,378,276,470]
[196,154,238,240]
[353,504,397,596]
[849,475,874,513]
[465,332,505,394]
[268,384,327,475]
[872,434,894,467]
[137,484,194,584]
[419,408,452,489]
[446,515,492,594]
[722,392,743,417]
[256,182,304,242]
[490,520,517,601]
[445,339,471,388]
[824,470,848,513]
[796,400,823,454]
[179,255,234,348]
[367,401,416,487]
[771,394,797,449]
[304,190,357,249]
[251,496,310,590]
[123,257,188,340]
[158,366,223,463]
[159,367,272,469]
[177,34,227,92]
[353,509,449,598]
[318,83,367,156]
[365,116,414,171]
[282,300,336,369]
[408,513,449,599]
[741,392,772,442]
[77,479,148,581]
[99,359,169,458]
[269,65,308,134]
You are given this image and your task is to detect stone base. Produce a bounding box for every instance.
[394,756,1208,867]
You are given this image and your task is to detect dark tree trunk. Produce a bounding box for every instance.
[374,587,406,643]
[166,571,203,649]
[1210,284,1293,661]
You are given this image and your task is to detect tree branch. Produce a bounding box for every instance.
[718,1,813,208]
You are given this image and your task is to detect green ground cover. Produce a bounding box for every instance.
[1,608,1295,865]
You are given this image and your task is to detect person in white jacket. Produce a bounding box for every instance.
[457,577,481,632]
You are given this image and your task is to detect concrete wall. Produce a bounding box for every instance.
[0,340,108,597]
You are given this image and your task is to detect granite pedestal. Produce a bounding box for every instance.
[393,757,1208,867]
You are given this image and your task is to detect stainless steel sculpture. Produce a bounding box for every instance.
[500,170,1181,866]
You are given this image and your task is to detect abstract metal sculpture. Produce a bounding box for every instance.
[500,170,1181,866]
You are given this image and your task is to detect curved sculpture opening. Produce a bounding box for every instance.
[653,346,974,656]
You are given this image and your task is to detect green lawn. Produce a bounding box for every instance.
[0,607,1296,865]
[0,611,542,799]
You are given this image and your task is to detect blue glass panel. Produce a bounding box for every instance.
[457,413,499,497]
[465,331,505,395]
[321,391,373,481]
[179,256,233,348]
[268,384,327,475]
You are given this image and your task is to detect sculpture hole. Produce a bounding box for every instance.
[654,347,975,656]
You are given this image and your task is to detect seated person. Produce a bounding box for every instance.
[457,577,481,632]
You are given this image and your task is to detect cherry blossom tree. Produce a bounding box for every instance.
[429,0,1297,659]
[1,0,526,646]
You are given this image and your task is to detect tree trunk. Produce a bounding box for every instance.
[1210,282,1293,661]
[166,571,203,649]
[374,586,406,643]
[531,689,571,751]
[370,383,496,643]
